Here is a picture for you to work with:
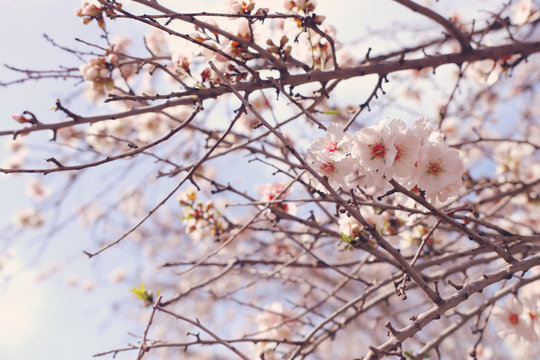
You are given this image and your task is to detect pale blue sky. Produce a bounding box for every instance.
[0,1,508,359]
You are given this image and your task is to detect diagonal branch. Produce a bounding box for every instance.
[393,0,472,52]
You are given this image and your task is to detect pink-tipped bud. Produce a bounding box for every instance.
[11,114,28,124]
[82,4,100,16]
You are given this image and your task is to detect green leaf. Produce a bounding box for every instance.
[322,109,340,115]
[403,350,430,359]
[130,282,155,307]
[339,233,355,243]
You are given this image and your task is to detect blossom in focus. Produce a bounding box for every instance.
[413,116,442,145]
[306,152,355,191]
[413,142,464,202]
[352,118,397,177]
[305,116,464,202]
[387,118,421,181]
[309,123,350,161]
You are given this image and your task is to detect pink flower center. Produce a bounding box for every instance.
[395,144,405,162]
[325,141,341,153]
[529,311,537,321]
[508,313,519,325]
[426,159,445,177]
[320,161,335,176]
[369,142,386,160]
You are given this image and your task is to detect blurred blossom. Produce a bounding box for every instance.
[25,179,51,201]
[13,208,44,229]
[109,268,127,283]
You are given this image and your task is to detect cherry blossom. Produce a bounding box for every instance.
[413,142,464,202]
[387,118,421,181]
[351,118,397,178]
[306,151,355,191]
[25,179,51,201]
[2,1,540,359]
[13,208,44,229]
[145,29,170,56]
[178,187,226,242]
[259,181,296,215]
[492,296,537,343]
[511,0,540,26]
[79,56,114,96]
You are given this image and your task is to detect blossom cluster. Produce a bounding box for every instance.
[178,187,225,242]
[75,1,121,28]
[79,57,114,96]
[259,181,296,215]
[307,118,465,203]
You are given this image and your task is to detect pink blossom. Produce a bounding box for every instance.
[145,29,169,56]
[13,208,44,229]
[492,296,537,342]
[511,0,540,25]
[309,123,350,161]
[307,152,355,191]
[26,179,51,201]
[414,142,464,202]
[387,118,421,181]
[259,182,296,214]
[11,114,30,124]
[351,119,397,177]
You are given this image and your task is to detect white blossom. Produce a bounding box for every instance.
[351,118,397,178]
[492,296,537,342]
[414,142,464,202]
[13,208,44,229]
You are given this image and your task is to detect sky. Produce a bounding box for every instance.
[0,1,502,360]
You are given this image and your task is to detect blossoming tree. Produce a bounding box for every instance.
[1,0,540,359]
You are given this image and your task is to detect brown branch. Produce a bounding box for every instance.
[2,41,539,139]
[393,0,472,52]
[157,307,251,360]
[364,253,540,360]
